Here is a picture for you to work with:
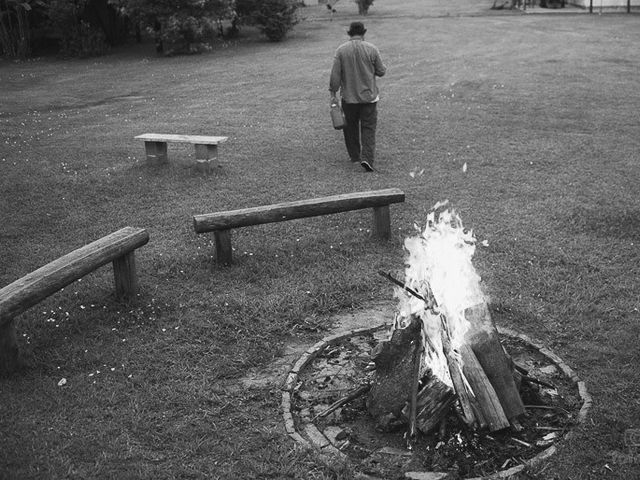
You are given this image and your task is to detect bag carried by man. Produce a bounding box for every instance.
[330,101,345,130]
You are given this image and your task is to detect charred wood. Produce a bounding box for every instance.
[459,343,510,431]
[367,317,422,425]
[464,304,525,421]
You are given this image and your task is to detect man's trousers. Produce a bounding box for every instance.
[341,101,378,164]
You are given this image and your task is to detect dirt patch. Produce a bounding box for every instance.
[239,302,394,389]
[289,328,584,479]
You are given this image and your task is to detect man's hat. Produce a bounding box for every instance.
[347,22,367,36]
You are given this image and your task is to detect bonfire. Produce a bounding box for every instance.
[369,201,525,440]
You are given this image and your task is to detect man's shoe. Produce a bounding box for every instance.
[350,157,360,163]
[360,161,374,172]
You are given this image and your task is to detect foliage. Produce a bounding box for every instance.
[257,0,299,41]
[355,0,374,15]
[109,0,233,54]
[47,0,109,57]
[0,0,44,58]
[236,0,299,42]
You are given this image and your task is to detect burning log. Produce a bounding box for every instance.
[367,316,455,435]
[440,323,481,428]
[463,303,525,421]
[367,317,422,427]
[458,343,510,431]
[402,368,456,435]
[408,321,424,439]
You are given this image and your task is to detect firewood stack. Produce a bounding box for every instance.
[368,205,525,436]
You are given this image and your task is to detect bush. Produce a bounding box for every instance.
[355,0,374,15]
[156,14,217,54]
[48,0,109,57]
[111,0,232,54]
[236,0,299,42]
[0,0,39,58]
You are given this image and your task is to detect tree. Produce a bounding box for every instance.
[235,0,299,42]
[355,0,374,15]
[255,0,298,42]
[0,0,45,58]
[48,0,111,57]
[109,0,233,54]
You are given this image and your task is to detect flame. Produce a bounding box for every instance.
[393,201,487,386]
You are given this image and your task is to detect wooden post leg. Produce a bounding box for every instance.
[144,141,168,165]
[113,251,139,299]
[372,205,391,239]
[214,230,233,265]
[0,318,20,374]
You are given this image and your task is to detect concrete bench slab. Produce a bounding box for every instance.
[135,133,228,172]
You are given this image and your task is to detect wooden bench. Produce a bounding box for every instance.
[135,133,228,172]
[193,188,405,264]
[0,227,149,373]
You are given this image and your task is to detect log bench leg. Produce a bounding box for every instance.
[0,318,20,375]
[113,252,139,299]
[214,230,233,265]
[372,205,391,239]
[194,144,219,173]
[144,141,168,165]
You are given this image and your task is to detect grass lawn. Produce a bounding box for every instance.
[1,0,639,478]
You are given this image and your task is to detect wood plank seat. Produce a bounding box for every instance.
[0,227,149,373]
[135,133,228,172]
[193,188,405,264]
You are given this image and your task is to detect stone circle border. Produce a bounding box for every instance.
[281,323,593,479]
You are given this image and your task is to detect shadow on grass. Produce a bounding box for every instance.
[569,206,640,240]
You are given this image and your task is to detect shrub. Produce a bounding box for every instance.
[355,0,374,15]
[48,0,109,57]
[236,0,299,42]
[0,0,39,58]
[157,14,217,54]
[110,0,233,54]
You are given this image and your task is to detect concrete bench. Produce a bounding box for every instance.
[135,133,228,172]
[193,188,405,264]
[0,227,149,373]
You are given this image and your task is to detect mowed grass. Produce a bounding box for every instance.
[1,0,639,478]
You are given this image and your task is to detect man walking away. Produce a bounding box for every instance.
[329,22,386,172]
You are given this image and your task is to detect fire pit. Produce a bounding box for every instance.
[281,204,592,479]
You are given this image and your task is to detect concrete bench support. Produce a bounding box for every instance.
[193,188,405,265]
[0,227,149,374]
[135,133,228,172]
[143,141,168,164]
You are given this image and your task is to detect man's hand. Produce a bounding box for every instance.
[329,92,338,105]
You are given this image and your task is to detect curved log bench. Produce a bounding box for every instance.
[0,227,149,373]
[193,188,405,264]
